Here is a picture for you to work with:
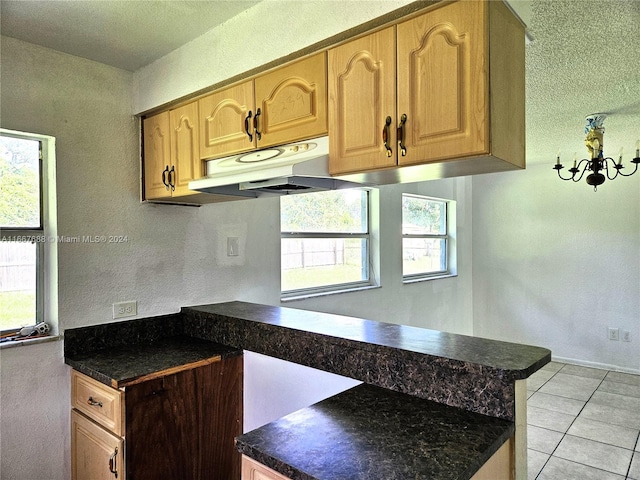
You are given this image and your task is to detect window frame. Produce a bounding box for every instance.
[280,188,375,300]
[401,193,457,283]
[0,129,57,336]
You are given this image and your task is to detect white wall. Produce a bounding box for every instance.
[472,164,640,373]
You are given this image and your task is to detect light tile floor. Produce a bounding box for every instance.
[527,362,640,479]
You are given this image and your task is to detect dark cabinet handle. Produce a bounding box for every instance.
[397,114,407,157]
[161,165,170,190]
[168,166,175,191]
[382,116,393,157]
[108,448,118,478]
[87,396,103,407]
[244,111,253,142]
[253,108,262,141]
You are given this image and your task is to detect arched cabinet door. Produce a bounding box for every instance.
[170,102,202,197]
[198,80,256,160]
[397,0,488,166]
[143,111,172,201]
[255,52,327,148]
[328,27,397,176]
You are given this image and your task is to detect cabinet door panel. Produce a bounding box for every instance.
[143,111,171,200]
[397,1,488,165]
[170,102,202,196]
[71,410,124,480]
[199,81,255,160]
[328,27,397,175]
[256,53,327,148]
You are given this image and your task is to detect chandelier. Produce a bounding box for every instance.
[554,114,639,191]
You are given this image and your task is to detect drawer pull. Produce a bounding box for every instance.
[87,396,103,408]
[397,114,407,157]
[109,447,118,478]
[382,116,393,157]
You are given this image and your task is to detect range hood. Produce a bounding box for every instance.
[188,137,366,197]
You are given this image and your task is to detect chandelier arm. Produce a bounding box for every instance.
[603,158,621,181]
[614,159,640,178]
[570,159,591,182]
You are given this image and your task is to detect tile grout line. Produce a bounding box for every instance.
[532,365,639,479]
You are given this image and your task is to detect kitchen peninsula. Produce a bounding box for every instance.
[65,302,550,479]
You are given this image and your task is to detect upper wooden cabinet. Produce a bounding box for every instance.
[143,102,203,202]
[329,0,525,180]
[328,27,397,173]
[199,53,328,161]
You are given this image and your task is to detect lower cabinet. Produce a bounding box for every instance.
[71,410,124,480]
[71,355,243,480]
[242,455,292,480]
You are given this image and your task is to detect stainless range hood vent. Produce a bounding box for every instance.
[188,137,369,197]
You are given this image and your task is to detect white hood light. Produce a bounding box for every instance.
[188,137,366,197]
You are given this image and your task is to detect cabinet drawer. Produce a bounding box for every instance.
[242,455,291,480]
[71,370,124,436]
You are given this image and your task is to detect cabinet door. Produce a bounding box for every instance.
[242,455,292,480]
[125,355,242,480]
[199,81,255,160]
[170,102,202,197]
[397,1,488,166]
[143,111,172,200]
[71,410,125,480]
[328,27,397,175]
[255,52,327,148]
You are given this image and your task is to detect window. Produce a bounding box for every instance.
[0,130,55,334]
[281,189,372,298]
[402,194,456,281]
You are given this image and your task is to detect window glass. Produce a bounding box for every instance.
[0,136,41,228]
[281,189,370,296]
[1,133,44,332]
[402,194,452,280]
[281,189,367,233]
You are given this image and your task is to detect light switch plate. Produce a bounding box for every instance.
[227,237,240,256]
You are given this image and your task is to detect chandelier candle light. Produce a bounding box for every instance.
[554,114,639,191]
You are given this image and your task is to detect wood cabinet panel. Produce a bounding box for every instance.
[170,102,202,196]
[125,354,243,480]
[256,53,327,148]
[71,410,124,480]
[72,370,124,437]
[143,111,171,200]
[199,81,255,160]
[242,455,291,480]
[328,27,397,175]
[397,0,487,165]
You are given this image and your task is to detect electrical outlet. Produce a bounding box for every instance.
[608,327,619,341]
[113,301,137,319]
[621,330,631,342]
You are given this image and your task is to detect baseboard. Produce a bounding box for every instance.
[552,355,640,376]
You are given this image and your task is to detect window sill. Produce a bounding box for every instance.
[281,284,381,302]
[0,334,61,350]
[402,273,457,284]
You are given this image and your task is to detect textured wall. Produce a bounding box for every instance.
[472,164,640,373]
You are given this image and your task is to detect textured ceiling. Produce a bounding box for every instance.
[1,0,638,167]
[0,0,261,71]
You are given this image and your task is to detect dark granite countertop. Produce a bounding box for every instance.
[183,301,550,419]
[184,302,549,377]
[236,383,515,480]
[65,335,242,388]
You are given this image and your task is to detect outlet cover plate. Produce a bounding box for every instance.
[608,327,620,341]
[113,301,137,319]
